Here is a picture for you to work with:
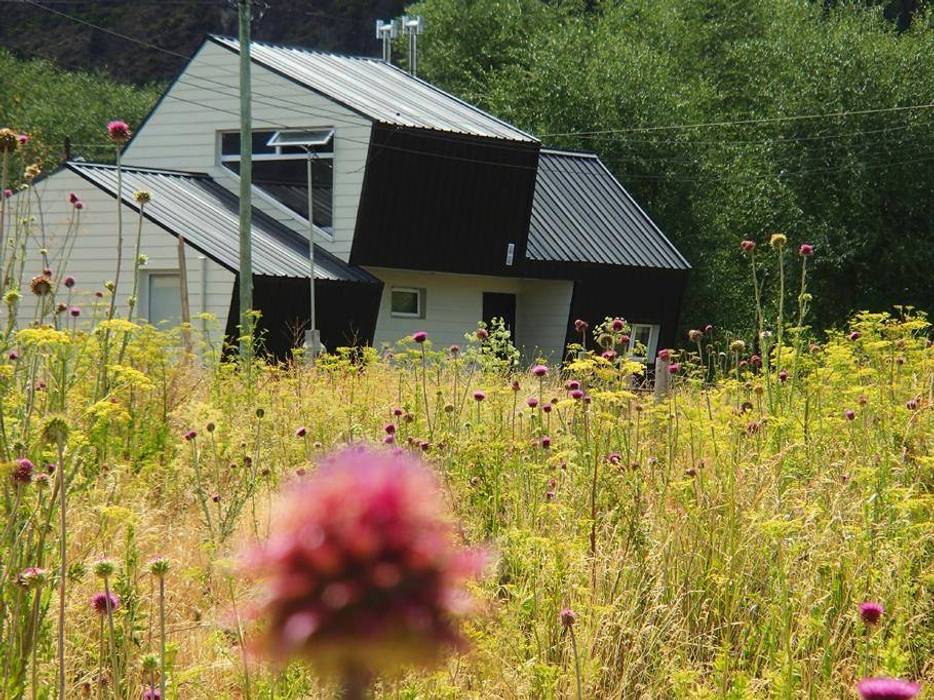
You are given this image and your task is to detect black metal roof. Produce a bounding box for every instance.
[209,35,536,143]
[526,150,690,271]
[68,162,377,283]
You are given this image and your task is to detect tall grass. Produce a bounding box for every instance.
[0,128,931,697]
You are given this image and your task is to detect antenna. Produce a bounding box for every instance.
[401,15,424,76]
[375,19,398,63]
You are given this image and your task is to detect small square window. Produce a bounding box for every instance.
[390,287,424,318]
[628,323,659,360]
[146,272,182,326]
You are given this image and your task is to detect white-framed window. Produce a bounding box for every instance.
[219,128,334,236]
[390,287,425,318]
[627,323,660,361]
[142,271,182,327]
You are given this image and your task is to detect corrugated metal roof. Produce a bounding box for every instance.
[68,162,377,283]
[526,150,690,270]
[209,35,536,143]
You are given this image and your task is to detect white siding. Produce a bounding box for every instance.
[122,40,371,262]
[367,267,573,362]
[8,169,234,338]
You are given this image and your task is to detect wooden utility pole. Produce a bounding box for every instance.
[238,0,254,360]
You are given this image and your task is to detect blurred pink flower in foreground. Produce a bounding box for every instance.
[856,677,920,700]
[240,445,487,678]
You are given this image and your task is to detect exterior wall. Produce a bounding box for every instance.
[366,267,573,362]
[122,39,371,262]
[9,169,234,340]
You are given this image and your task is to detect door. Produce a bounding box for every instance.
[482,292,517,344]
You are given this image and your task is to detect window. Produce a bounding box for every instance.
[220,129,334,236]
[145,272,182,326]
[390,287,424,318]
[627,323,660,361]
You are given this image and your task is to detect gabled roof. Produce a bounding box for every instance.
[208,35,536,143]
[67,162,377,283]
[526,150,690,271]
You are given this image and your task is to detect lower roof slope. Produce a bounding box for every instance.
[527,150,690,271]
[68,162,377,283]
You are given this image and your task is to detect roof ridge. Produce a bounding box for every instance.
[67,161,210,178]
[209,34,383,63]
[540,147,599,158]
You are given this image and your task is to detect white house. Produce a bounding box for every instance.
[13,35,690,361]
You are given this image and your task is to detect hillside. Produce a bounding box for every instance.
[0,0,406,85]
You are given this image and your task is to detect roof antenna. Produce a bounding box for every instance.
[401,15,424,76]
[375,19,398,63]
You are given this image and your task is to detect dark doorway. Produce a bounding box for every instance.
[483,292,517,343]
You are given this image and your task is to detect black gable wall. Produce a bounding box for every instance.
[350,125,540,276]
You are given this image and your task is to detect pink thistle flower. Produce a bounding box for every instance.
[69,306,80,318]
[526,397,538,409]
[12,458,34,484]
[602,350,617,361]
[183,430,197,442]
[667,363,681,374]
[95,290,104,298]
[473,390,486,402]
[68,192,80,205]
[799,243,814,256]
[750,354,762,368]
[740,240,756,252]
[531,364,548,378]
[475,328,489,341]
[511,380,521,392]
[559,608,576,628]
[392,407,403,417]
[106,120,131,144]
[574,319,588,333]
[569,389,584,400]
[17,134,29,145]
[239,446,487,673]
[8,350,19,361]
[3,189,12,199]
[91,591,120,616]
[856,677,920,700]
[295,427,308,438]
[542,404,552,414]
[384,423,396,435]
[541,436,551,449]
[383,434,395,445]
[565,380,581,391]
[658,348,671,361]
[143,689,162,700]
[849,331,861,341]
[611,318,625,332]
[74,200,84,210]
[859,601,884,625]
[619,334,630,345]
[906,398,919,411]
[412,331,427,344]
[449,344,460,355]
[778,370,788,383]
[844,409,856,421]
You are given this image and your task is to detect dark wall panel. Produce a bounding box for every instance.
[351,125,540,276]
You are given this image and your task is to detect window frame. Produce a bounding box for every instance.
[627,323,660,362]
[140,269,182,327]
[217,128,336,240]
[389,287,425,319]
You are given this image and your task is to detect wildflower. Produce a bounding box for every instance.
[570,389,584,400]
[740,240,756,252]
[688,329,702,343]
[211,493,221,503]
[541,436,551,448]
[844,409,856,421]
[34,473,49,489]
[183,430,196,441]
[383,434,395,445]
[799,243,814,256]
[566,380,581,391]
[384,423,396,435]
[134,191,151,204]
[68,192,80,205]
[778,370,788,382]
[29,275,52,296]
[17,567,48,588]
[475,328,489,341]
[574,319,588,333]
[93,559,116,579]
[91,591,120,616]
[750,354,762,368]
[95,291,104,298]
[239,446,487,672]
[729,340,746,353]
[526,397,538,409]
[859,601,884,626]
[8,350,19,361]
[449,344,460,355]
[559,608,576,628]
[295,426,308,438]
[531,364,548,378]
[412,331,427,344]
[849,331,861,341]
[906,398,919,411]
[856,677,920,700]
[658,348,671,362]
[602,350,617,361]
[511,380,520,392]
[107,120,131,144]
[704,324,714,334]
[143,689,162,700]
[0,128,19,152]
[11,458,34,484]
[17,133,29,145]
[619,334,630,345]
[668,363,681,374]
[473,390,486,402]
[770,233,787,249]
[392,407,403,417]
[74,200,84,210]
[3,189,12,199]
[24,163,41,180]
[148,558,170,577]
[611,318,625,332]
[69,306,80,318]
[542,404,552,414]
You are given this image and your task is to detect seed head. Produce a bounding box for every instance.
[729,340,745,353]
[93,559,116,579]
[770,233,787,249]
[29,275,52,296]
[148,557,170,578]
[134,191,151,204]
[688,329,702,343]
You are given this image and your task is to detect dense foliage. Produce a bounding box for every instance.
[408,0,934,333]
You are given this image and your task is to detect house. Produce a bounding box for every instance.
[15,35,690,361]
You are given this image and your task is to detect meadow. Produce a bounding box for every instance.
[1,126,932,699]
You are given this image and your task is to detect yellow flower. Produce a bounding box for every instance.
[770,233,787,249]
